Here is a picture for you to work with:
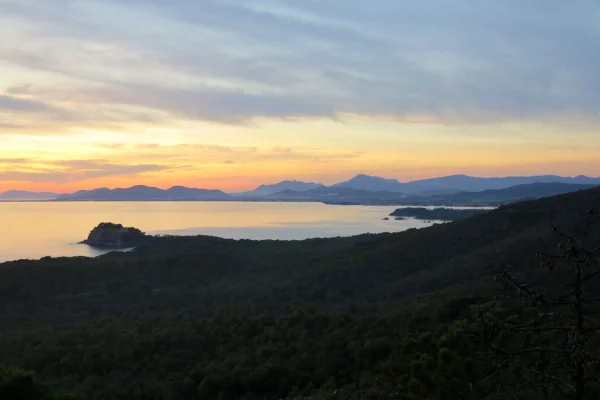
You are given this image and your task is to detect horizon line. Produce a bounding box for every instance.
[2,172,599,195]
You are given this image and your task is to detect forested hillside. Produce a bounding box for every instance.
[1,188,599,399]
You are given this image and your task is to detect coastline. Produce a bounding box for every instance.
[0,198,501,207]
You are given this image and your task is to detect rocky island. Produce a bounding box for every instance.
[390,207,488,221]
[81,222,147,248]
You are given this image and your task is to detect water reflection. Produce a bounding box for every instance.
[0,202,452,262]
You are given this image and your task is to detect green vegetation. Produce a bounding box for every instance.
[390,206,489,220]
[0,367,82,399]
[1,188,599,399]
[81,222,147,248]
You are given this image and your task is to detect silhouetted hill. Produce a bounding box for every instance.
[268,182,596,206]
[164,186,231,200]
[241,180,325,197]
[269,186,407,203]
[0,190,58,201]
[1,186,598,324]
[326,173,600,195]
[57,185,231,201]
[390,207,488,220]
[331,173,407,192]
[407,174,600,192]
[81,222,147,248]
[0,187,599,399]
[4,175,600,203]
[413,182,597,206]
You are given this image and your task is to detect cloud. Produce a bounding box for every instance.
[254,148,364,163]
[0,0,599,126]
[126,143,363,162]
[0,86,165,135]
[0,144,371,186]
[0,159,167,183]
[83,142,368,167]
[95,142,125,149]
[0,95,58,113]
[0,158,33,164]
[28,83,334,124]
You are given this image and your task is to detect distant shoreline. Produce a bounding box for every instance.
[0,198,499,207]
[2,180,595,206]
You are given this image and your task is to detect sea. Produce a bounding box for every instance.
[0,201,471,262]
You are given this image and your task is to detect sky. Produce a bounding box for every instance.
[1,0,599,193]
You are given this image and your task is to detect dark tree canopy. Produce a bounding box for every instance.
[0,188,599,399]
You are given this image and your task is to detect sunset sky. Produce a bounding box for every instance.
[1,0,599,193]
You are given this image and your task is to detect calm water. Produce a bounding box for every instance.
[0,201,442,262]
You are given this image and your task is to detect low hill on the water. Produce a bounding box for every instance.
[81,222,147,248]
[390,207,489,220]
[0,187,599,399]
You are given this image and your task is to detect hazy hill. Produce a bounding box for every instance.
[269,181,596,206]
[0,187,599,398]
[2,186,599,324]
[0,190,58,201]
[330,174,406,192]
[269,186,407,203]
[327,173,600,195]
[57,185,231,201]
[3,175,600,203]
[164,186,231,200]
[390,207,488,220]
[412,182,598,206]
[241,180,324,197]
[407,174,600,192]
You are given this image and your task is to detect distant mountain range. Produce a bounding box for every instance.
[405,174,600,192]
[407,182,598,206]
[267,186,407,203]
[56,186,230,201]
[330,173,600,194]
[238,180,324,197]
[331,174,406,192]
[2,174,599,204]
[0,190,59,201]
[266,182,597,206]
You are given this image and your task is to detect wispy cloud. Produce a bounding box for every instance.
[92,142,367,165]
[0,158,33,164]
[14,83,334,124]
[1,0,599,189]
[0,95,58,113]
[1,0,598,127]
[0,159,167,183]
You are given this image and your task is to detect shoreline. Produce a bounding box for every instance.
[0,198,501,207]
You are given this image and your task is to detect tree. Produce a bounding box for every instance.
[482,210,600,399]
[0,366,83,399]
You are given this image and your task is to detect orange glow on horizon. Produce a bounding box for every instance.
[1,113,599,193]
[2,159,600,194]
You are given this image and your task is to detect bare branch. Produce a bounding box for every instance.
[485,214,600,400]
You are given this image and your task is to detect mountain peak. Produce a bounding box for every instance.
[245,180,324,196]
[168,185,191,190]
[352,173,393,180]
[126,185,160,190]
[333,174,404,192]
